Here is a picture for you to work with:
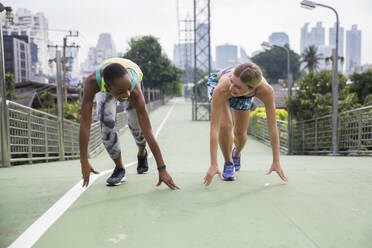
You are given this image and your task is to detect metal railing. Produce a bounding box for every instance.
[292,105,372,155]
[248,105,372,155]
[192,77,210,121]
[247,116,288,153]
[2,90,164,166]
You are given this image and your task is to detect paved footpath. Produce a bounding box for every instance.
[1,98,372,248]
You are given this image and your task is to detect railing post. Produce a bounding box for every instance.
[358,113,362,152]
[147,89,151,103]
[56,50,65,161]
[27,110,32,164]
[0,15,11,167]
[315,119,318,151]
[302,122,305,153]
[44,118,48,162]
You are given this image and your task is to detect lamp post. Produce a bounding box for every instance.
[0,3,12,167]
[300,0,340,155]
[261,41,292,154]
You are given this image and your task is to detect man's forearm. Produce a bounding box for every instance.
[79,122,91,162]
[268,125,280,162]
[210,129,219,166]
[144,131,165,167]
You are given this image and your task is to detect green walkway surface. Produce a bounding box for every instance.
[1,98,372,248]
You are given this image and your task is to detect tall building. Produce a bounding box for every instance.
[81,33,117,76]
[300,22,325,54]
[311,22,325,47]
[329,23,344,71]
[238,47,251,63]
[269,32,289,47]
[96,33,116,62]
[3,8,50,76]
[173,42,194,70]
[216,44,238,69]
[195,23,210,71]
[3,35,32,83]
[346,25,361,72]
[317,45,332,71]
[300,23,311,53]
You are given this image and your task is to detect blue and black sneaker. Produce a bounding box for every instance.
[106,166,126,186]
[222,161,235,181]
[232,147,241,171]
[137,149,149,174]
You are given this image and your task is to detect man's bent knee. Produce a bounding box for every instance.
[234,130,247,141]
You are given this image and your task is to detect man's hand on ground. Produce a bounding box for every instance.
[204,165,223,186]
[156,169,180,190]
[81,161,100,187]
[266,161,288,182]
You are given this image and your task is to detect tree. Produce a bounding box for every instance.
[300,45,323,73]
[5,73,17,100]
[63,101,82,122]
[124,36,184,95]
[287,71,359,120]
[42,91,54,113]
[348,69,372,105]
[251,46,301,84]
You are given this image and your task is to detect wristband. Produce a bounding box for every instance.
[157,165,166,171]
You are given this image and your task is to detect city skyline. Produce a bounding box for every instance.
[3,0,372,66]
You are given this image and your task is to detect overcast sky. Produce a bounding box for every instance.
[4,0,372,65]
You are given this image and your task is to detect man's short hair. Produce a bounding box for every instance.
[103,63,128,86]
[233,62,262,87]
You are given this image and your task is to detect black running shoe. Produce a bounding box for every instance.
[106,166,126,186]
[137,149,149,174]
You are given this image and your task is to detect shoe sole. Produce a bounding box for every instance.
[137,168,149,174]
[106,176,126,186]
[223,177,235,181]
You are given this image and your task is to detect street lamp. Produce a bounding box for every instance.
[300,0,340,155]
[0,3,13,167]
[261,41,292,154]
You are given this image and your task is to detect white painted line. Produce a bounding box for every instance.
[9,101,177,248]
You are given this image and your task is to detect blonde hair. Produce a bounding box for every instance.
[233,62,262,87]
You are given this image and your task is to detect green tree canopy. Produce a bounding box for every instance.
[42,91,54,112]
[301,45,323,73]
[287,71,359,120]
[5,73,17,100]
[349,69,372,105]
[124,36,184,96]
[251,46,300,84]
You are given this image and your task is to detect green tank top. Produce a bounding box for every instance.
[95,58,143,94]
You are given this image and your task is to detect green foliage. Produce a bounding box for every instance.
[287,71,360,120]
[251,46,301,84]
[349,69,372,105]
[300,45,323,73]
[42,91,54,112]
[63,101,82,122]
[250,107,288,121]
[39,100,82,122]
[124,36,184,95]
[363,94,372,106]
[5,73,17,100]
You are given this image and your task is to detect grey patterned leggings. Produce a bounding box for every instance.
[96,92,146,160]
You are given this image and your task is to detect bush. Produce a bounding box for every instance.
[287,71,360,121]
[250,107,288,121]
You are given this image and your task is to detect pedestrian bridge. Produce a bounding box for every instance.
[1,99,371,248]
